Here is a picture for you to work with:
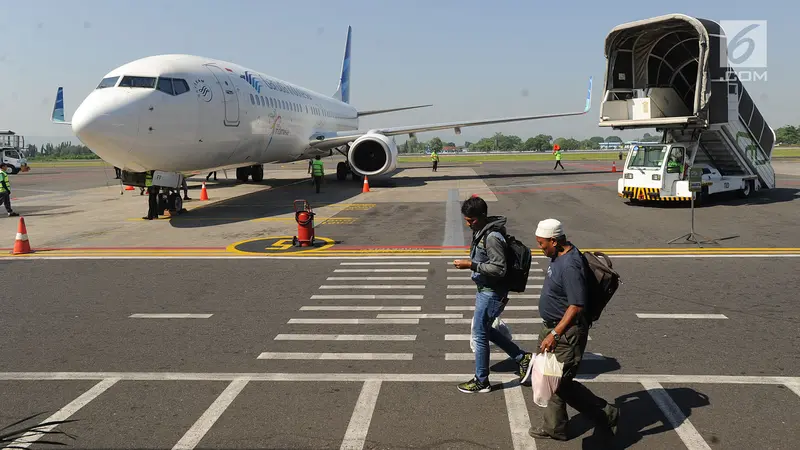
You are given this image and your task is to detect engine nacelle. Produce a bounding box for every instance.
[347,133,399,178]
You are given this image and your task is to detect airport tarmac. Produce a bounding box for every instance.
[1,159,799,449]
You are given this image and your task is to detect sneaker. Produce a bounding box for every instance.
[8,212,19,217]
[518,352,533,383]
[457,377,491,393]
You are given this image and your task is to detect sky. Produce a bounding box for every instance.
[1,0,797,146]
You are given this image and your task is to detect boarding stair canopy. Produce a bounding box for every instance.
[600,13,775,189]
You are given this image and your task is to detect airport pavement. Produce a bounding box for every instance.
[1,257,798,449]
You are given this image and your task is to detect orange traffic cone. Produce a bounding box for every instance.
[200,182,209,201]
[612,161,617,173]
[12,217,32,255]
[125,185,135,190]
[362,176,370,193]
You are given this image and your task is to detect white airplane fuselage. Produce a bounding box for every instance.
[72,54,358,174]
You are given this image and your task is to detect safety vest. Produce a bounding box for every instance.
[311,160,324,176]
[431,153,439,162]
[0,171,8,193]
[555,150,562,161]
[145,171,153,187]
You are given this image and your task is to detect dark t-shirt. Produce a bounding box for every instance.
[538,245,589,323]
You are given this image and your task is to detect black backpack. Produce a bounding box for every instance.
[582,251,621,322]
[482,231,532,293]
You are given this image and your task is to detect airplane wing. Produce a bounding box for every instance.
[51,87,71,125]
[310,76,592,150]
[357,104,433,117]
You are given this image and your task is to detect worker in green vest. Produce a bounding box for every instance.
[431,151,440,172]
[553,144,564,170]
[143,170,159,220]
[0,163,18,217]
[311,155,325,193]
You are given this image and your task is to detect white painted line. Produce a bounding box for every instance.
[327,276,427,281]
[642,381,712,450]
[258,352,413,360]
[300,306,421,311]
[4,254,800,261]
[636,313,728,319]
[446,352,603,361]
[340,381,382,450]
[375,313,463,319]
[445,306,538,311]
[447,276,544,280]
[6,378,119,449]
[275,334,417,341]
[288,318,420,325]
[334,269,429,273]
[129,313,213,319]
[172,378,249,450]
[504,384,537,450]
[311,295,424,300]
[447,294,539,299]
[785,382,800,399]
[445,318,542,324]
[446,334,540,341]
[0,372,798,384]
[340,262,430,265]
[320,285,426,290]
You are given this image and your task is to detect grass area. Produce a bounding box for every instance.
[25,147,800,168]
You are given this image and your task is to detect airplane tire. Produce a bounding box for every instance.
[236,167,249,182]
[738,180,752,198]
[336,162,347,181]
[251,165,264,182]
[171,193,183,212]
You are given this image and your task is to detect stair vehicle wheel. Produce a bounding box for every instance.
[170,193,183,212]
[738,180,752,198]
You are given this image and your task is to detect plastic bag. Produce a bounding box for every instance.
[531,351,564,407]
[470,317,513,352]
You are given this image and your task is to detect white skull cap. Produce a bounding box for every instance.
[535,218,564,239]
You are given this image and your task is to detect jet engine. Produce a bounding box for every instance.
[347,132,399,178]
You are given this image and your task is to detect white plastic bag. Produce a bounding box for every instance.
[470,317,513,352]
[531,351,564,407]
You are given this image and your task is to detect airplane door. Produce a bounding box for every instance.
[204,64,240,126]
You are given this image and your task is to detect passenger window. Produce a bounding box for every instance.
[157,78,175,95]
[173,79,189,95]
[119,76,156,88]
[96,76,119,89]
[250,94,255,105]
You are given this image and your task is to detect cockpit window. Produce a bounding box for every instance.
[155,77,190,96]
[119,76,156,88]
[96,77,119,89]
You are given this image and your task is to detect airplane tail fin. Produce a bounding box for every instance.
[332,26,352,104]
[52,87,71,125]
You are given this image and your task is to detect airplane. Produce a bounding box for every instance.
[52,26,593,214]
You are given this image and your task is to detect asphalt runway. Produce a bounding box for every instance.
[1,159,799,449]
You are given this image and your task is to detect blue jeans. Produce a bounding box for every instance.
[472,290,525,383]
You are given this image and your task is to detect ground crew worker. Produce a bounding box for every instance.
[181,177,190,201]
[0,163,19,217]
[553,145,565,170]
[431,151,439,172]
[528,218,619,441]
[310,155,324,193]
[143,170,159,220]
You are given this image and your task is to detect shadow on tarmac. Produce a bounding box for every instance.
[623,187,800,209]
[570,387,711,449]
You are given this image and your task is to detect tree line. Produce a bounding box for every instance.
[400,132,662,153]
[21,142,97,159]
[776,125,800,145]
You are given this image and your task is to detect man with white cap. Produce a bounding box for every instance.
[528,218,619,440]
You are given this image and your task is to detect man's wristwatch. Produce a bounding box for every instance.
[550,329,561,341]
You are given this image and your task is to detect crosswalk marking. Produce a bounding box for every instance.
[445,318,543,324]
[447,276,544,280]
[320,285,426,289]
[300,306,421,311]
[444,334,591,341]
[446,294,540,299]
[258,352,414,360]
[445,306,538,311]
[327,276,428,281]
[334,269,429,273]
[340,381,382,450]
[311,295,424,300]
[445,352,603,361]
[275,334,417,341]
[504,384,537,450]
[129,314,213,319]
[375,313,463,319]
[642,381,712,450]
[172,378,249,450]
[341,262,430,265]
[288,318,420,324]
[636,313,728,319]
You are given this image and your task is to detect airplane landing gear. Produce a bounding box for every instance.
[236,164,265,183]
[336,161,361,182]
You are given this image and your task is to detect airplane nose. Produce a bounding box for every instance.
[72,91,141,168]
